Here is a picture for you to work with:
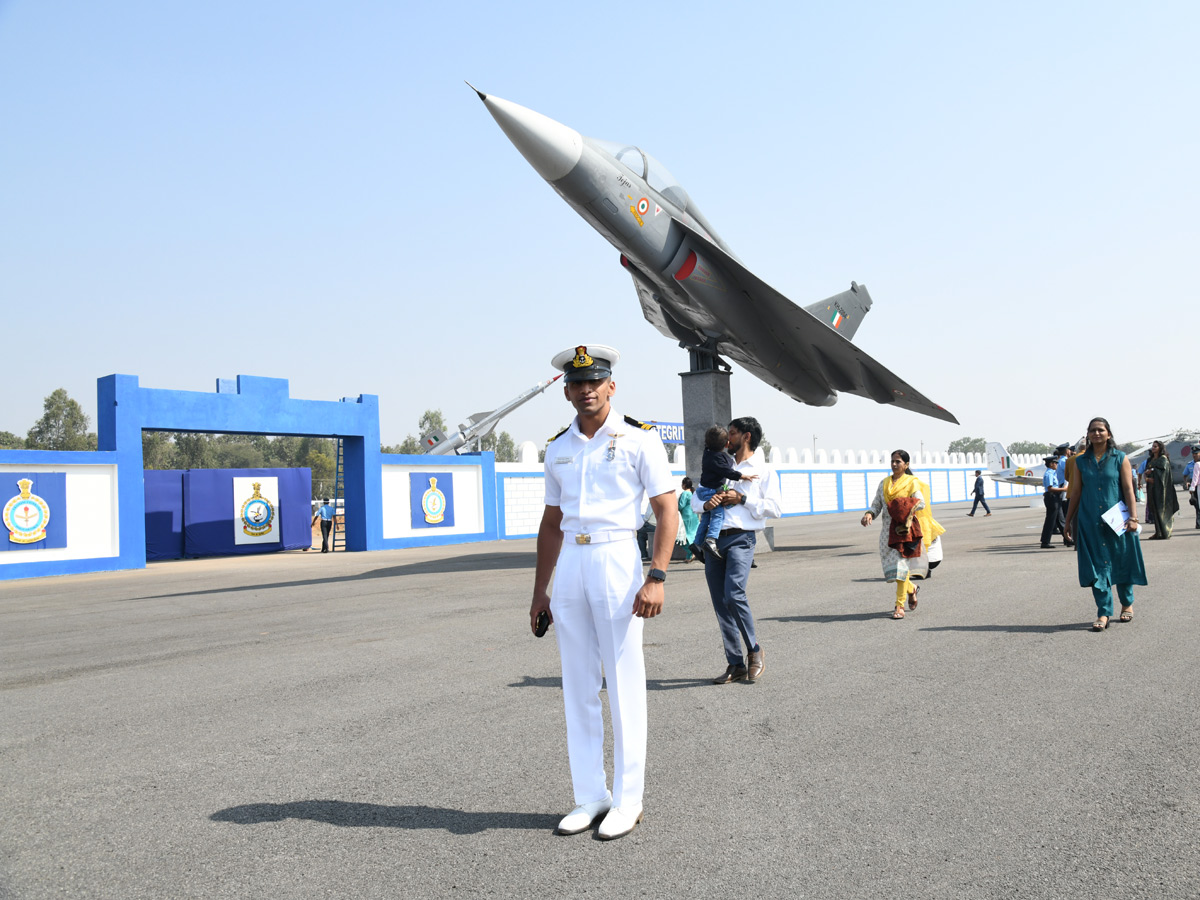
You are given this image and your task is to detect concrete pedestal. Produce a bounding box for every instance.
[678,363,772,554]
[680,368,731,480]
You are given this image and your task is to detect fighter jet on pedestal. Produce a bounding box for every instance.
[471,86,957,424]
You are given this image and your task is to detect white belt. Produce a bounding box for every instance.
[569,530,635,545]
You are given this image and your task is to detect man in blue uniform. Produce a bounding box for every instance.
[1039,458,1065,548]
[531,344,678,841]
[310,499,338,552]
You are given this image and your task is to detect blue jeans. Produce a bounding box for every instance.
[703,530,759,666]
[695,485,725,541]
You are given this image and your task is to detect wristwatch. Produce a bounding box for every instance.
[647,568,667,583]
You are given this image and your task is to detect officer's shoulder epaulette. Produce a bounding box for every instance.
[623,415,655,431]
[546,425,570,445]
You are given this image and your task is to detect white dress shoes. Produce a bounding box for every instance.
[555,793,612,835]
[597,803,643,840]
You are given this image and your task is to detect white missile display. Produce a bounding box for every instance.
[421,374,563,455]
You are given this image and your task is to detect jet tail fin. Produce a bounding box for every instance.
[986,441,1011,473]
[421,430,451,452]
[804,282,872,341]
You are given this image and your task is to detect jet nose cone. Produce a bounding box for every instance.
[475,92,583,183]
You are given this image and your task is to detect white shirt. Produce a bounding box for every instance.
[692,452,782,531]
[544,408,676,535]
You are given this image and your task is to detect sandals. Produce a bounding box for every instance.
[891,607,906,619]
[1119,607,1133,623]
[907,584,920,611]
[1091,616,1109,631]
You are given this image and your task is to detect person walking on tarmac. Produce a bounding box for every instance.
[1040,457,1066,548]
[530,344,677,842]
[310,498,338,552]
[967,470,991,517]
[699,417,782,680]
[1056,443,1078,547]
[1187,447,1200,529]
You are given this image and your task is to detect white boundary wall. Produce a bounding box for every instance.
[496,449,1044,540]
[381,462,488,540]
[0,463,120,566]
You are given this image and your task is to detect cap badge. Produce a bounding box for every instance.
[571,346,594,369]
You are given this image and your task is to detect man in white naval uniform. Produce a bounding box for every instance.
[531,344,678,841]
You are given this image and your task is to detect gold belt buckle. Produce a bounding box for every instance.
[575,533,591,544]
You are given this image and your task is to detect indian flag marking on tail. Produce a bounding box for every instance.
[830,309,845,329]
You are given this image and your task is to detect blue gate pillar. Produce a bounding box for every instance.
[97,374,382,570]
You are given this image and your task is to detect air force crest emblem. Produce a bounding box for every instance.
[240,482,275,537]
[422,477,446,524]
[4,479,50,544]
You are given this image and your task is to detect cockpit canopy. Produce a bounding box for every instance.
[589,138,691,212]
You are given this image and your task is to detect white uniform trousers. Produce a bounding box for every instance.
[551,538,646,808]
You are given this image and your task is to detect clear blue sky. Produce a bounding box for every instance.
[2,1,1195,455]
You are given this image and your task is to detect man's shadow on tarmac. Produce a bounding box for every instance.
[134,552,540,600]
[508,675,713,691]
[210,800,558,834]
[762,612,893,624]
[762,613,1085,632]
[972,545,1071,555]
[919,623,1091,633]
[774,549,872,559]
[772,544,864,556]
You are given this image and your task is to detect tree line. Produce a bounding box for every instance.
[380,409,518,462]
[2,393,521,498]
[2,388,97,451]
[946,436,1139,456]
[11,392,1161,467]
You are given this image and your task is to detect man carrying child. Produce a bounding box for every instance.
[690,425,757,562]
[693,417,782,685]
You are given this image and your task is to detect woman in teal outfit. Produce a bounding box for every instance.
[678,477,700,562]
[1064,417,1147,631]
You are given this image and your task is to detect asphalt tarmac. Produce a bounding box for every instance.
[2,498,1197,899]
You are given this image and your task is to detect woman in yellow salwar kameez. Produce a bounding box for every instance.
[861,450,927,619]
[913,476,946,578]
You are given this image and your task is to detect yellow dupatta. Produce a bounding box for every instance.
[915,479,945,548]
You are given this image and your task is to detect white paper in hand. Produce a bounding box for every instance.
[1100,501,1140,535]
